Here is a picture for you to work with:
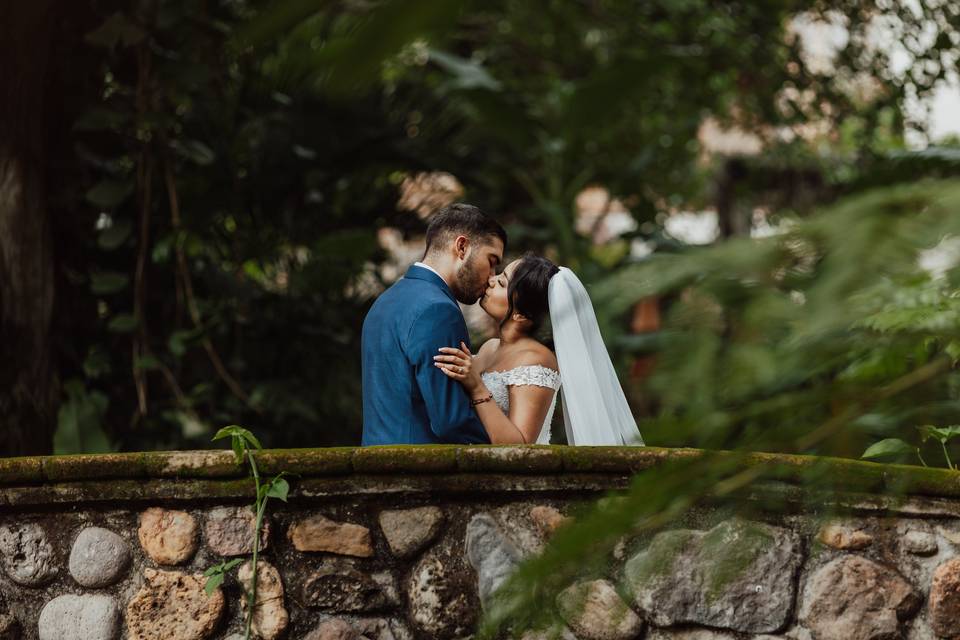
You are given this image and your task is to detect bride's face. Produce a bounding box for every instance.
[479,259,520,321]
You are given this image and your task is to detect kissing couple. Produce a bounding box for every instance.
[361,203,644,447]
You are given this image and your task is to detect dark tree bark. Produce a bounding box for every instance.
[715,157,831,239]
[715,158,750,239]
[0,3,58,455]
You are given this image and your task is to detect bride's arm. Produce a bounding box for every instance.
[496,385,555,443]
[435,344,551,444]
[464,382,551,444]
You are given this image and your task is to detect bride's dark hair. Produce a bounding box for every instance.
[502,253,561,345]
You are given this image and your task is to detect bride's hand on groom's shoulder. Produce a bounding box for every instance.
[434,342,483,393]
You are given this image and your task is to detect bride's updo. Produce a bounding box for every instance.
[503,253,561,341]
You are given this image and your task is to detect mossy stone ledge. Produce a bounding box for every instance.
[3,445,960,640]
[0,446,959,506]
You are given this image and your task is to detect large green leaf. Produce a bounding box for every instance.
[90,271,130,295]
[133,354,162,371]
[861,438,915,460]
[563,56,661,128]
[53,380,112,454]
[107,314,138,333]
[168,327,205,358]
[98,219,133,250]
[212,425,264,462]
[428,49,501,91]
[82,346,112,378]
[310,0,467,95]
[231,0,333,50]
[264,476,290,502]
[85,13,146,49]
[171,139,216,166]
[74,108,129,132]
[918,425,960,444]
[86,180,133,209]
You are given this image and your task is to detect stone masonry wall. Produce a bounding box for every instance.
[2,446,960,639]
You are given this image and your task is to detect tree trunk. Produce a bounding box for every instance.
[0,2,58,455]
[716,158,750,239]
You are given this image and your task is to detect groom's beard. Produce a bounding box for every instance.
[454,258,487,305]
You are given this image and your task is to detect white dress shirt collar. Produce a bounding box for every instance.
[413,261,444,280]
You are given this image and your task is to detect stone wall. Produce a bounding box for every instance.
[1,446,960,639]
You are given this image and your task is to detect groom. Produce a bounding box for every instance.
[361,204,506,445]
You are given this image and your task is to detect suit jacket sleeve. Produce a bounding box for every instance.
[405,302,490,444]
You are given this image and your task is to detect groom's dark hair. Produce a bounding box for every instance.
[423,203,507,257]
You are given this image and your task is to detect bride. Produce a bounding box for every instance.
[433,253,644,446]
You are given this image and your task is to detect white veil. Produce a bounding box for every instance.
[547,267,644,446]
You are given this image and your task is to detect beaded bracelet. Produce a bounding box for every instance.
[470,394,494,407]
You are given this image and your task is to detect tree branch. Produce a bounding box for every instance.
[162,158,256,410]
[794,355,954,451]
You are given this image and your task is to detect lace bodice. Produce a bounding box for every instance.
[480,365,561,444]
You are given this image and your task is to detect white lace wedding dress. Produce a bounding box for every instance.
[480,365,561,444]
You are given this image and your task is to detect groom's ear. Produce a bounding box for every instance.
[453,235,469,260]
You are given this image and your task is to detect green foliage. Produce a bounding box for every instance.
[918,425,960,470]
[207,425,290,639]
[864,424,960,469]
[622,529,694,583]
[862,438,916,461]
[203,558,243,596]
[85,181,133,209]
[60,0,407,451]
[36,2,960,635]
[213,425,263,462]
[53,381,112,455]
[88,271,129,295]
[701,521,773,602]
[592,181,960,458]
[261,474,291,502]
[54,0,960,454]
[480,181,960,637]
[919,425,960,445]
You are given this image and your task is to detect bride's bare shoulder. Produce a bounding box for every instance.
[477,339,500,356]
[502,341,558,372]
[474,339,500,367]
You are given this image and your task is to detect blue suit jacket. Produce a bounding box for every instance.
[361,265,490,445]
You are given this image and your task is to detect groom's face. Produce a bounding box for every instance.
[454,236,504,304]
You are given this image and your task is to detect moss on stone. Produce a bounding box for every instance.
[351,445,460,474]
[457,445,563,473]
[806,457,887,493]
[0,456,43,483]
[734,452,960,500]
[256,447,353,475]
[623,529,695,588]
[751,455,885,493]
[141,450,242,478]
[3,477,258,506]
[149,477,256,500]
[0,445,957,507]
[559,446,634,473]
[42,452,148,482]
[560,446,695,473]
[700,520,773,602]
[882,463,960,497]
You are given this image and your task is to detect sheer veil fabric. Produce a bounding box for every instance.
[548,267,645,446]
